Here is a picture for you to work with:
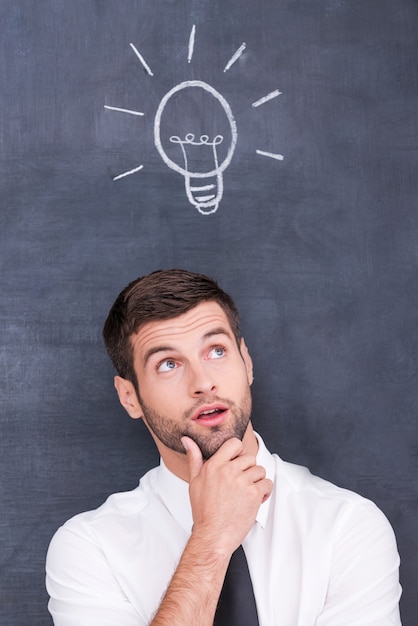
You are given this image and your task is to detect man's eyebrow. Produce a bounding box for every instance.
[142,345,174,367]
[202,327,234,342]
[142,327,234,367]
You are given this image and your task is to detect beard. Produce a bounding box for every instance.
[140,387,252,461]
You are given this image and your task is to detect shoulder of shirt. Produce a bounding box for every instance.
[270,450,392,524]
[57,464,161,535]
[256,432,384,516]
[275,453,356,497]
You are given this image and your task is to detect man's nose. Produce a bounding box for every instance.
[188,362,216,396]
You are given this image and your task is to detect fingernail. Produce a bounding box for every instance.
[181,437,189,452]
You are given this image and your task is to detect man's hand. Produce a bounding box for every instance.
[151,437,272,625]
[182,436,273,555]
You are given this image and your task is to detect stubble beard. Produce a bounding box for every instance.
[140,387,253,461]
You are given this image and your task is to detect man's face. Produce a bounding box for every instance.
[126,301,253,463]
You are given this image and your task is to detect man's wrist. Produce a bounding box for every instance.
[188,526,233,567]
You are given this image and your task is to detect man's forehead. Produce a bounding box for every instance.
[131,301,233,353]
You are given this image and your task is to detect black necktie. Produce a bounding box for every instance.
[214,545,259,625]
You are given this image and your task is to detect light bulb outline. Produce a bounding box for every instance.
[154,80,237,179]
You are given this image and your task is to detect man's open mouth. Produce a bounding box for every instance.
[192,404,229,422]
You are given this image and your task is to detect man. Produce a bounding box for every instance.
[46,269,402,625]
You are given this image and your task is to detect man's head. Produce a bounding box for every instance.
[103,269,241,395]
[103,270,255,473]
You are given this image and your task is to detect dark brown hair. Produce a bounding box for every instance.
[103,269,241,391]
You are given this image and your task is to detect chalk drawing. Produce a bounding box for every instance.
[256,149,284,161]
[104,105,144,116]
[223,43,246,73]
[104,27,284,215]
[188,25,196,63]
[154,81,237,215]
[252,89,282,107]
[113,165,144,181]
[129,42,154,76]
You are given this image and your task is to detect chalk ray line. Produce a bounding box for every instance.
[104,105,144,116]
[223,43,246,72]
[113,164,144,181]
[188,25,196,63]
[252,89,282,107]
[256,150,284,161]
[130,43,154,76]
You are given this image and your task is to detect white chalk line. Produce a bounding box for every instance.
[188,24,196,63]
[130,43,154,76]
[113,164,144,181]
[223,42,246,72]
[104,105,144,116]
[195,195,216,202]
[190,184,216,191]
[256,150,284,161]
[154,80,237,177]
[252,89,282,107]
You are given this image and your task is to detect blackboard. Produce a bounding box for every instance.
[1,0,417,623]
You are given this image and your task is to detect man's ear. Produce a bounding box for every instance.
[240,338,254,385]
[114,376,143,420]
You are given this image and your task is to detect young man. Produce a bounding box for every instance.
[46,269,402,625]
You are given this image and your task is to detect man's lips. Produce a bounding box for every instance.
[191,403,229,426]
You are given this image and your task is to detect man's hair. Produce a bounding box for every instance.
[103,269,241,391]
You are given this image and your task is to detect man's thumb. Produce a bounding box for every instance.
[181,436,203,481]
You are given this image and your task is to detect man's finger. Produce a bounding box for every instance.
[181,436,204,482]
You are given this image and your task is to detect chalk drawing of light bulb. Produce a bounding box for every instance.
[105,31,284,214]
[154,80,237,215]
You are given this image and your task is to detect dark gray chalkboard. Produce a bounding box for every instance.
[1,0,417,623]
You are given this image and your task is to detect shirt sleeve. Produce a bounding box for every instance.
[46,523,146,626]
[316,501,402,626]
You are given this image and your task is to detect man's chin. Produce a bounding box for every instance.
[186,428,245,461]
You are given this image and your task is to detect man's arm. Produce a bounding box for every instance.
[151,437,273,626]
[46,437,272,626]
[46,524,143,626]
[316,501,401,626]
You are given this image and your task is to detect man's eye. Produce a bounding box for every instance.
[157,359,177,372]
[209,346,225,359]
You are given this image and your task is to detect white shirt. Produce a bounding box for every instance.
[46,434,401,625]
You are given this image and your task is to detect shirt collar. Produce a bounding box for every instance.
[156,457,194,535]
[155,431,274,535]
[252,432,275,528]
